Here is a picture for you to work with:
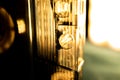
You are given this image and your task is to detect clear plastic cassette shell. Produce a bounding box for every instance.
[35,0,86,72]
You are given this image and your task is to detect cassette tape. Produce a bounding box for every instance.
[0,0,86,80]
[0,0,86,79]
[34,0,86,80]
[35,0,85,70]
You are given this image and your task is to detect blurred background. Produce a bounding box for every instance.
[83,0,120,80]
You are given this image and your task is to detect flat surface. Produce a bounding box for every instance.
[83,41,120,80]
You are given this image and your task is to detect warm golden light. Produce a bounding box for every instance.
[107,28,120,50]
[55,0,70,17]
[0,7,15,53]
[17,19,26,34]
[35,0,86,79]
[88,0,120,51]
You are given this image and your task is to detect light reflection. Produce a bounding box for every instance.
[88,0,120,51]
[55,0,70,17]
[17,19,26,34]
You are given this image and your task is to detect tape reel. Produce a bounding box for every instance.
[0,7,15,53]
